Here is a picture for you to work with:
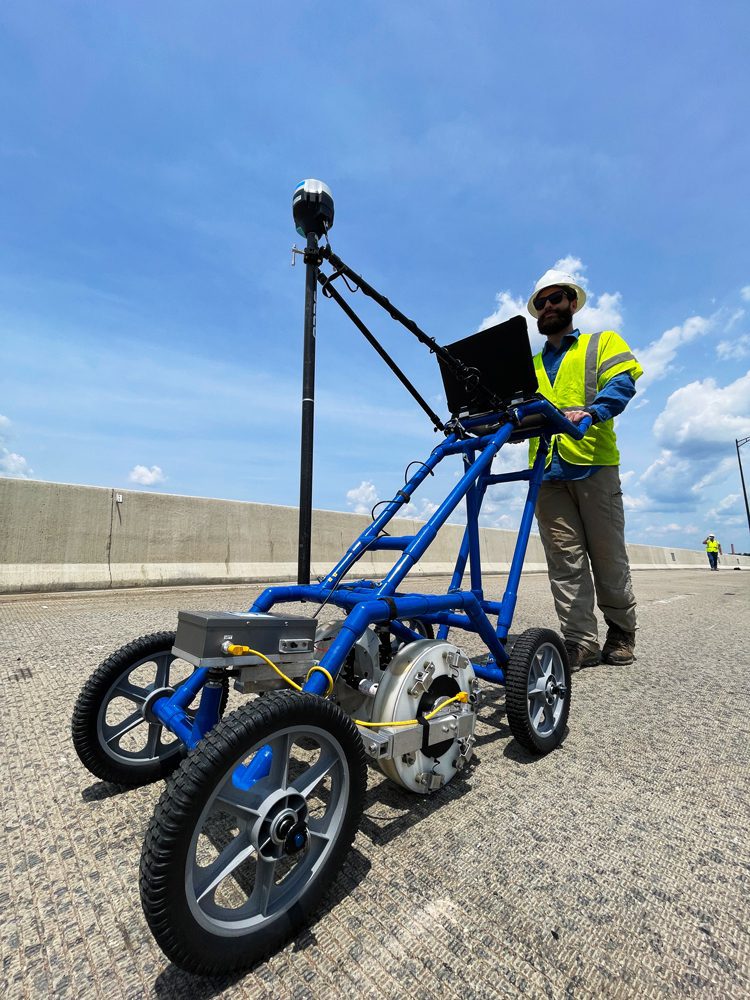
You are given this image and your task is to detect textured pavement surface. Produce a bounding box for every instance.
[2,569,749,999]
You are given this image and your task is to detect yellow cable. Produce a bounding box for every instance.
[354,691,468,728]
[305,664,334,697]
[228,646,303,692]
[225,644,470,727]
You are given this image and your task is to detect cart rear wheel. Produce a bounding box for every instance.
[140,690,367,975]
[505,629,570,754]
[72,632,228,786]
[388,617,434,657]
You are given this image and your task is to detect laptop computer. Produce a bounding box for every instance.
[437,315,538,418]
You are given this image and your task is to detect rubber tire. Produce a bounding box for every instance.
[72,631,228,787]
[390,617,434,654]
[401,618,434,640]
[140,690,367,976]
[505,628,571,755]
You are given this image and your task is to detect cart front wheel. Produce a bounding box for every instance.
[505,628,570,754]
[72,631,228,786]
[140,690,367,975]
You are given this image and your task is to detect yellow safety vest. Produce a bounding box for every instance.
[529,331,643,468]
[705,539,720,552]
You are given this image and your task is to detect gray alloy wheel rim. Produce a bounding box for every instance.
[185,723,350,935]
[526,642,566,738]
[96,650,186,769]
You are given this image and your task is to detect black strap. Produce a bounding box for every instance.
[379,597,399,620]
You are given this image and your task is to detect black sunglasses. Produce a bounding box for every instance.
[533,288,574,311]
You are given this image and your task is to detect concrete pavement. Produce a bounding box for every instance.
[2,568,749,998]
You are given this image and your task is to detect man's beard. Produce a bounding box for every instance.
[537,304,574,336]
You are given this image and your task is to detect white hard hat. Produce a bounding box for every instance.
[527,268,587,317]
[708,532,715,537]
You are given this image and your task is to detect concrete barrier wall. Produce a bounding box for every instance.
[1,477,747,594]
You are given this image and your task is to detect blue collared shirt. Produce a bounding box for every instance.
[541,329,636,481]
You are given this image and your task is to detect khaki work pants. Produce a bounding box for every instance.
[535,465,637,650]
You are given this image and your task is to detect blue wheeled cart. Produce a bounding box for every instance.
[72,186,591,975]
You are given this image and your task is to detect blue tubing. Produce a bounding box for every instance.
[151,667,210,749]
[232,745,273,791]
[472,661,506,685]
[191,682,225,742]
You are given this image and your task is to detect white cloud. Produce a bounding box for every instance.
[725,308,745,330]
[575,291,623,335]
[480,256,624,358]
[402,497,440,521]
[638,449,701,503]
[0,450,34,478]
[479,289,530,329]
[713,493,741,514]
[716,335,750,360]
[622,492,649,512]
[741,286,750,302]
[128,464,166,485]
[636,315,712,390]
[641,521,699,536]
[692,456,736,491]
[346,480,378,515]
[547,256,624,331]
[0,414,33,478]
[652,371,750,453]
[553,255,587,286]
[634,373,750,523]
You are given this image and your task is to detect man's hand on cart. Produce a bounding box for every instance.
[562,408,593,425]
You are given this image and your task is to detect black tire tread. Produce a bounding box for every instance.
[505,627,571,755]
[72,631,228,787]
[140,689,367,976]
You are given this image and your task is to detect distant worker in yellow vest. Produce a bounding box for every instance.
[527,268,644,671]
[702,533,722,570]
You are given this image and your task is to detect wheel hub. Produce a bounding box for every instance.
[283,821,309,855]
[255,792,308,859]
[142,686,176,724]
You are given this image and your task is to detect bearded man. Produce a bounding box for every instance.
[527,268,643,670]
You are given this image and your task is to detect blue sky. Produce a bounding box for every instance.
[1,1,749,553]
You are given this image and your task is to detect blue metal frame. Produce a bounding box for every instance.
[150,398,590,759]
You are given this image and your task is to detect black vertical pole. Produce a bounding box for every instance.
[297,231,319,584]
[737,437,750,538]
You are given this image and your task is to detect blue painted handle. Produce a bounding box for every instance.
[561,413,592,439]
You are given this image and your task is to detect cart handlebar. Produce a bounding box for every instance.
[462,398,593,441]
[517,398,592,438]
[566,413,592,438]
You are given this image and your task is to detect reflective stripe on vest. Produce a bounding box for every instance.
[529,331,643,468]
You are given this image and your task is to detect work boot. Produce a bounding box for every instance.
[564,641,601,673]
[602,623,636,665]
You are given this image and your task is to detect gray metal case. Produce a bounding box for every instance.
[172,611,317,691]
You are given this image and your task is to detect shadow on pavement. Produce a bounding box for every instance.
[151,846,371,998]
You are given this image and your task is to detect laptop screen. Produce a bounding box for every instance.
[437,315,538,418]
